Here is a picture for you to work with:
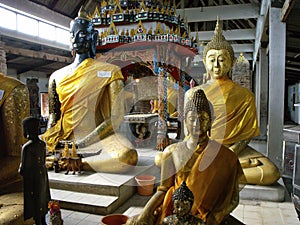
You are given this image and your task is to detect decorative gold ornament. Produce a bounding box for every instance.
[71,141,78,158]
[113,1,123,14]
[107,21,118,35]
[63,142,70,158]
[135,20,146,34]
[237,52,247,63]
[154,22,164,35]
[77,6,90,21]
[91,6,101,18]
[101,0,107,8]
[139,0,147,12]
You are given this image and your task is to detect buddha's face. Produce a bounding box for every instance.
[205,49,233,80]
[173,199,191,217]
[70,20,92,54]
[185,110,210,139]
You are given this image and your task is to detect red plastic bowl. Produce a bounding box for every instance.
[101,214,129,225]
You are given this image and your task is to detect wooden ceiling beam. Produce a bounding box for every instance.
[199,43,254,53]
[253,0,270,68]
[49,0,60,10]
[4,45,72,63]
[177,3,259,22]
[281,0,296,21]
[191,28,256,41]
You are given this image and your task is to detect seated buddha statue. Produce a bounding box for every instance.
[186,19,280,185]
[162,181,205,225]
[41,7,137,173]
[126,89,244,225]
[0,72,30,190]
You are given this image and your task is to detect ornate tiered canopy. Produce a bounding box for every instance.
[88,0,199,149]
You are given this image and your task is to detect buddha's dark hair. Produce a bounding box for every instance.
[172,181,194,204]
[22,117,40,139]
[184,89,214,122]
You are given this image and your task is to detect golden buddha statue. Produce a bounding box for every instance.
[0,72,30,189]
[41,6,137,173]
[126,89,244,225]
[186,19,280,185]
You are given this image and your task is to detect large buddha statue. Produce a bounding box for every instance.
[0,72,30,189]
[42,7,137,173]
[126,89,244,225]
[186,19,280,185]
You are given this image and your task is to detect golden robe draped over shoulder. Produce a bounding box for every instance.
[42,58,124,151]
[159,140,243,224]
[187,79,260,145]
[0,73,29,157]
[0,73,24,107]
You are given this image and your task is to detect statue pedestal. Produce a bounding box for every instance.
[240,183,285,202]
[48,149,160,215]
[220,215,245,225]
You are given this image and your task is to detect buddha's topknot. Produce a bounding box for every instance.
[203,18,235,62]
[172,181,194,203]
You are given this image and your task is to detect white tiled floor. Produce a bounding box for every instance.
[232,200,299,225]
[44,139,300,225]
[46,194,299,225]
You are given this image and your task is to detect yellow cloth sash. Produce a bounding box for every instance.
[159,140,243,224]
[42,58,124,151]
[199,79,260,145]
[0,73,24,107]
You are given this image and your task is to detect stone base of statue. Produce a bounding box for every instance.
[48,149,160,215]
[240,182,285,202]
[220,215,245,225]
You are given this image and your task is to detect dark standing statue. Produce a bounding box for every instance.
[19,117,51,225]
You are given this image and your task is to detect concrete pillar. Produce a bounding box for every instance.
[257,47,269,140]
[0,42,7,75]
[255,61,260,113]
[267,7,286,170]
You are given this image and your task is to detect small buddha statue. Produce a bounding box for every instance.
[162,181,205,225]
[42,6,137,173]
[186,18,280,185]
